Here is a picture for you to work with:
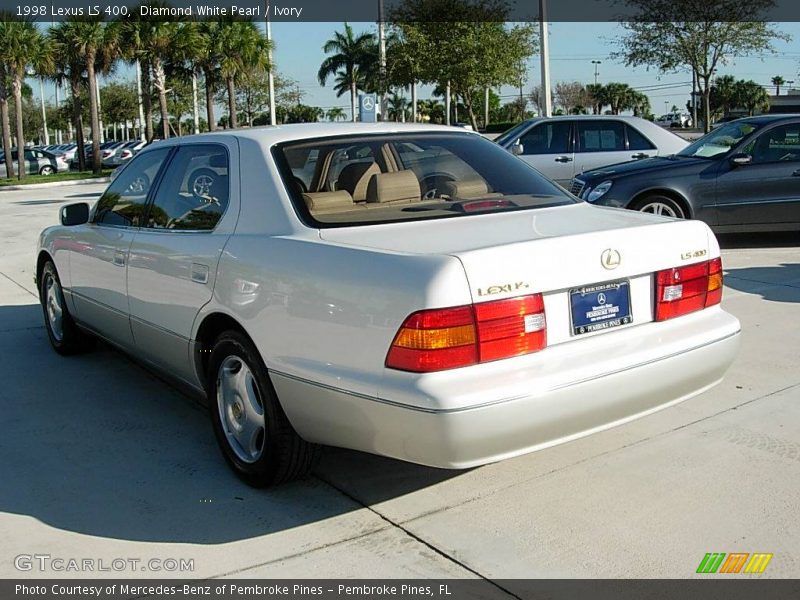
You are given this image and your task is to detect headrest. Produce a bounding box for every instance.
[366,170,421,204]
[302,191,354,213]
[441,179,489,200]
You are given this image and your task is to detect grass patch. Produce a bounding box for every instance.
[0,169,112,187]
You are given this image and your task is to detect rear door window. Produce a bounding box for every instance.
[577,121,626,152]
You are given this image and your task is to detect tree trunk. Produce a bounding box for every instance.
[141,63,154,141]
[226,77,237,129]
[350,79,357,122]
[71,76,86,172]
[463,89,479,131]
[411,81,417,123]
[204,69,216,131]
[12,73,25,180]
[152,59,170,139]
[86,57,102,176]
[0,66,15,179]
[702,76,711,134]
[246,92,253,127]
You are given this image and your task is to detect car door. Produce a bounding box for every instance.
[715,122,800,228]
[68,148,171,346]
[23,149,39,175]
[127,141,238,383]
[574,120,631,176]
[515,120,575,186]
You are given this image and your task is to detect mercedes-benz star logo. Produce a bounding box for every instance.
[362,96,375,111]
[601,248,621,270]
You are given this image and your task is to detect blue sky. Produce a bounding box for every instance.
[30,21,800,120]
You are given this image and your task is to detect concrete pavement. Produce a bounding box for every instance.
[0,183,797,582]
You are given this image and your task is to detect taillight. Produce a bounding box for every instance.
[655,257,723,321]
[386,294,546,373]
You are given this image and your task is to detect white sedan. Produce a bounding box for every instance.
[36,123,740,487]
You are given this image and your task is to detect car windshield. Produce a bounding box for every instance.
[494,121,532,146]
[677,121,760,159]
[275,132,575,227]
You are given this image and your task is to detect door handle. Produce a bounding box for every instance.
[631,153,650,159]
[554,156,573,163]
[113,251,126,266]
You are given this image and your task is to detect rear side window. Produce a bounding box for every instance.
[577,121,625,152]
[626,125,656,150]
[145,144,229,231]
[93,149,171,227]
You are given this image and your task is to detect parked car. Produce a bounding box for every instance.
[656,113,693,128]
[570,114,800,232]
[103,140,147,168]
[495,115,688,187]
[0,148,59,177]
[37,124,740,486]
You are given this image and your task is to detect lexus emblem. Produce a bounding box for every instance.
[601,249,621,270]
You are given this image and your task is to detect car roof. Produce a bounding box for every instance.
[155,122,481,147]
[731,114,800,125]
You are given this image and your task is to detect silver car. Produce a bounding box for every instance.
[36,125,739,487]
[0,148,59,177]
[496,115,688,187]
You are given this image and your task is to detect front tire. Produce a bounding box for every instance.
[207,330,320,487]
[40,261,94,355]
[634,195,686,219]
[39,165,54,175]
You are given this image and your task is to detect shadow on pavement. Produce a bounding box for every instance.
[718,231,800,249]
[65,192,102,198]
[0,303,459,544]
[725,263,800,303]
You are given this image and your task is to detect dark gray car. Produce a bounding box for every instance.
[570,115,800,232]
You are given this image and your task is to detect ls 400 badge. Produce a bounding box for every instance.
[477,281,530,297]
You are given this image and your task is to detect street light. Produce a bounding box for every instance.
[591,60,601,85]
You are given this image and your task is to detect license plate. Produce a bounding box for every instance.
[570,280,632,336]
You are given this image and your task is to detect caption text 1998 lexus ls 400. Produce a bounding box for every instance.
[36,124,741,486]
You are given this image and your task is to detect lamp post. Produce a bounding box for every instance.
[591,60,601,85]
[539,0,552,117]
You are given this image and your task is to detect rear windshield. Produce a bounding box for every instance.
[274,132,575,227]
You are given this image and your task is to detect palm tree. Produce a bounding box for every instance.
[0,20,18,178]
[736,80,770,116]
[61,19,118,175]
[192,21,222,132]
[217,19,270,130]
[771,75,785,96]
[1,20,52,179]
[318,23,376,122]
[49,22,88,171]
[387,93,410,122]
[326,107,346,121]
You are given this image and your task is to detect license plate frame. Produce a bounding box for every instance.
[569,279,632,336]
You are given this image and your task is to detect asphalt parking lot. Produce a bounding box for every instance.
[0,182,798,582]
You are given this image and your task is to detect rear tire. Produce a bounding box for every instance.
[39,165,54,175]
[634,195,686,219]
[207,330,320,487]
[39,261,95,355]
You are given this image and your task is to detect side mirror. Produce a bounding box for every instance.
[511,142,524,156]
[60,202,89,226]
[730,153,752,167]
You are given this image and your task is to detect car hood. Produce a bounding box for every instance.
[578,155,711,181]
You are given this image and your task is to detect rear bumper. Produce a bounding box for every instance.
[273,310,740,468]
